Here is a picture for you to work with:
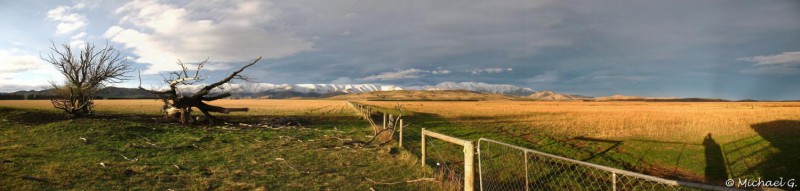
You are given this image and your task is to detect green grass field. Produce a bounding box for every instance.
[0,101,445,190]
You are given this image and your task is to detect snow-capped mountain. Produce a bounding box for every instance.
[175,82,535,97]
[178,83,404,94]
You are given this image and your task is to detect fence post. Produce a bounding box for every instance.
[383,113,387,129]
[464,141,475,191]
[398,119,403,147]
[612,172,617,191]
[524,151,529,191]
[421,128,426,167]
[478,139,484,191]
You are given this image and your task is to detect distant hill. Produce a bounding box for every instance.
[527,90,592,100]
[327,90,517,101]
[592,94,648,101]
[0,87,158,100]
[167,81,535,98]
[591,95,733,102]
[620,98,730,102]
[2,83,761,101]
[417,82,536,96]
[523,91,738,102]
[96,87,159,99]
[2,82,537,100]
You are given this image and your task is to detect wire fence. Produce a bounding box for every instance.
[424,134,467,191]
[477,138,740,191]
[348,103,742,191]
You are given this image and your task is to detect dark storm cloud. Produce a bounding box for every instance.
[237,0,800,99]
[2,0,798,99]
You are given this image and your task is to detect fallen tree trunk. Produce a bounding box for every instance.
[140,57,262,125]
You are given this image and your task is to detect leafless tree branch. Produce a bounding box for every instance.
[42,41,131,117]
[138,57,261,124]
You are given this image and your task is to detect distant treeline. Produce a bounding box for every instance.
[0,93,158,100]
[0,93,56,100]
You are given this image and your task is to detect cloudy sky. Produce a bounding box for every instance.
[1,0,799,100]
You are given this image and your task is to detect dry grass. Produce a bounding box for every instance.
[362,100,800,184]
[0,99,355,116]
[362,101,800,143]
[329,90,516,101]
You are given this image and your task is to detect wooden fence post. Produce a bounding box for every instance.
[464,140,475,191]
[421,128,426,167]
[420,129,476,191]
[398,119,403,147]
[383,113,386,129]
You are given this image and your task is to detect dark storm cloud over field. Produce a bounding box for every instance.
[1,0,799,99]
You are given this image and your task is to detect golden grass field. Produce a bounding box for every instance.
[0,99,355,116]
[4,99,796,144]
[363,101,800,143]
[362,100,800,183]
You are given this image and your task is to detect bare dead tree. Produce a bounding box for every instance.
[139,57,261,125]
[42,41,131,117]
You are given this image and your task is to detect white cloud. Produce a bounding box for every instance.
[68,40,86,48]
[359,68,428,81]
[355,67,449,81]
[470,67,513,74]
[738,51,800,65]
[740,65,800,76]
[72,2,86,9]
[432,69,450,74]
[738,51,800,76]
[0,50,44,73]
[0,49,60,92]
[527,70,559,83]
[67,31,88,49]
[105,0,313,74]
[46,4,87,34]
[71,32,87,39]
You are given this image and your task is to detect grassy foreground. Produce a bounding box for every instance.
[3,99,798,189]
[0,103,442,190]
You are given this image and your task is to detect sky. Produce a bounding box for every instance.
[0,0,799,100]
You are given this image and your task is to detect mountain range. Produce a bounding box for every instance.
[172,82,536,98]
[0,82,535,99]
[0,82,753,101]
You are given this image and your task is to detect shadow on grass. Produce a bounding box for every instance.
[0,106,361,129]
[717,120,800,190]
[364,104,800,188]
[386,110,674,188]
[748,120,800,180]
[0,107,68,126]
[388,108,723,185]
[702,134,727,183]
